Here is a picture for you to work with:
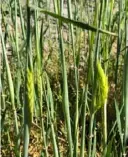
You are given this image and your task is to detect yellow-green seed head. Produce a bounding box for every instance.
[26,68,34,127]
[94,60,108,112]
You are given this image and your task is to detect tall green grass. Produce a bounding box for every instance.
[1,0,128,156]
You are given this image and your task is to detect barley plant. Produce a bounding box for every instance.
[1,0,128,156]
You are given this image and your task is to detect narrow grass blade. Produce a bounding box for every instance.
[45,73,59,157]
[0,24,20,156]
[114,99,123,151]
[29,5,118,36]
[80,85,88,157]
[123,21,128,154]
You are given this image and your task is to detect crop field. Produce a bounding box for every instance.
[1,0,128,156]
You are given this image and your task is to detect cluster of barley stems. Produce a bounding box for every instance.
[1,0,128,156]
